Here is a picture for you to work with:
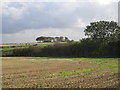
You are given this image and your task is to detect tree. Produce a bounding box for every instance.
[36,36,70,42]
[36,36,45,42]
[60,36,64,42]
[36,36,54,42]
[65,37,70,42]
[84,21,120,42]
[55,37,60,42]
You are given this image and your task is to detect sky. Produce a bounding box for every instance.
[1,0,119,43]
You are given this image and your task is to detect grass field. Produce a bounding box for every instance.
[0,42,66,52]
[0,47,29,52]
[2,57,119,88]
[0,43,47,52]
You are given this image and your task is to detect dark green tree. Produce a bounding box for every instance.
[65,37,70,42]
[36,36,46,42]
[84,21,120,42]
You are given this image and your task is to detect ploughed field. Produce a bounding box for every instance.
[2,57,119,88]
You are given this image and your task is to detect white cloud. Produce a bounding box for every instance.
[2,1,118,43]
[2,28,85,43]
[89,0,119,5]
[74,18,87,28]
[2,2,26,20]
[2,0,86,3]
[3,7,25,20]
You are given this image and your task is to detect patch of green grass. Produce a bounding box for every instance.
[37,43,53,47]
[57,58,119,75]
[112,68,118,72]
[1,47,29,52]
[0,48,15,51]
[58,66,107,76]
[107,64,118,72]
[37,44,49,47]
[71,58,119,62]
[70,58,119,72]
[36,42,67,47]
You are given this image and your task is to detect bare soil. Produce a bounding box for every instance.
[2,57,119,88]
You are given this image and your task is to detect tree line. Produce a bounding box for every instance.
[36,36,70,43]
[3,21,120,58]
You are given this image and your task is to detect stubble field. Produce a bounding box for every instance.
[2,57,119,88]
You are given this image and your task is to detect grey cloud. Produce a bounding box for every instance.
[74,2,117,23]
[2,2,118,34]
[2,2,79,33]
[118,1,120,25]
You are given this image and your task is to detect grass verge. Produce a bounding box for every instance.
[58,66,107,76]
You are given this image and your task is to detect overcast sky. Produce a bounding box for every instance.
[1,0,119,43]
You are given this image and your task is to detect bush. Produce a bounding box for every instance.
[3,40,120,58]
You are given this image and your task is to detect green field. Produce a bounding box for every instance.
[0,47,29,52]
[0,43,52,52]
[0,42,67,52]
